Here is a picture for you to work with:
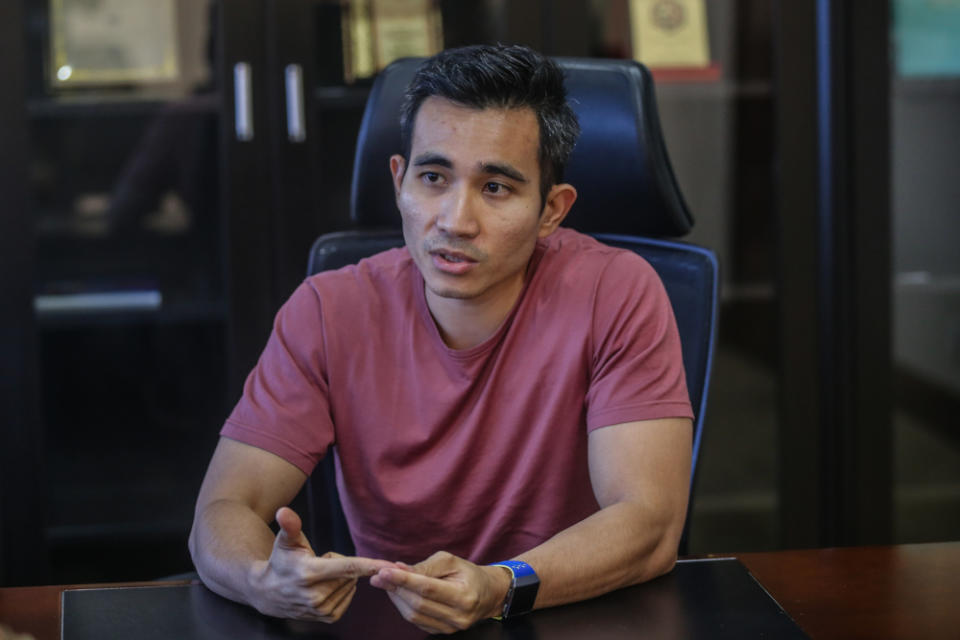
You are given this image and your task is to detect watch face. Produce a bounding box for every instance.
[490,561,541,618]
[506,570,540,618]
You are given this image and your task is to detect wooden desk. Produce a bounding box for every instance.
[0,580,191,640]
[1,543,958,639]
[736,541,960,640]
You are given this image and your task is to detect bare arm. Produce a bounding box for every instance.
[370,417,692,632]
[515,417,692,606]
[189,437,394,621]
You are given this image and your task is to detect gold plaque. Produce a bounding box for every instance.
[342,0,376,82]
[49,0,180,87]
[342,0,442,83]
[630,0,710,68]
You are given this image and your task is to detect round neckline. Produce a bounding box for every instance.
[411,238,549,361]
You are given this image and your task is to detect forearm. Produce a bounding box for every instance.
[514,500,682,609]
[188,498,276,605]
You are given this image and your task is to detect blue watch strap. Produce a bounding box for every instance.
[489,560,540,619]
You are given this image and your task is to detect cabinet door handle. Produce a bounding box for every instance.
[285,64,307,143]
[234,62,254,141]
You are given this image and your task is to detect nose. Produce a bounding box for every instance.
[436,186,480,238]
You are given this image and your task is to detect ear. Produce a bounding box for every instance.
[538,183,578,238]
[390,154,406,197]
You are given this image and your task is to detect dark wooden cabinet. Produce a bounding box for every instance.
[0,0,283,585]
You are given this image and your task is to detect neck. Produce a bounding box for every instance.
[425,276,525,350]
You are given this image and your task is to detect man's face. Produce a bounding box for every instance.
[391,97,558,311]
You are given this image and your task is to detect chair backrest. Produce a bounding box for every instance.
[351,57,693,236]
[305,56,718,555]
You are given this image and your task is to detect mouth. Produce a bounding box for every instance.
[430,250,476,264]
[427,247,480,275]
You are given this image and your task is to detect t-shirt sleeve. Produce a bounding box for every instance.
[220,280,334,475]
[585,251,694,431]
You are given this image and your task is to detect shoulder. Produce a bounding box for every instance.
[537,227,659,288]
[303,246,415,302]
[535,229,671,338]
[272,246,416,355]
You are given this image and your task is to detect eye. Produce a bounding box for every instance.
[484,181,510,195]
[421,171,442,185]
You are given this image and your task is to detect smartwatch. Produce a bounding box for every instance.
[489,560,540,619]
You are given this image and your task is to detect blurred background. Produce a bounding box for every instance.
[1,0,958,586]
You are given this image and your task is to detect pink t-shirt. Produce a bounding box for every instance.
[222,228,692,564]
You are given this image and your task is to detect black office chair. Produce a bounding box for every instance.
[304,58,718,557]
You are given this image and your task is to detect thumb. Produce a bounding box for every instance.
[275,506,314,553]
[414,552,466,579]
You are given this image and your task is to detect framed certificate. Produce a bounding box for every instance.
[342,0,442,83]
[630,0,711,68]
[49,0,180,87]
[342,0,376,82]
[371,0,442,69]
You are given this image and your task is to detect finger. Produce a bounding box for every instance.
[302,555,397,581]
[322,550,405,574]
[372,567,462,608]
[310,577,356,618]
[413,550,460,578]
[306,576,351,597]
[276,506,301,537]
[323,578,357,611]
[391,584,465,626]
[322,582,358,623]
[275,507,313,552]
[369,570,396,592]
[273,579,352,622]
[386,588,460,635]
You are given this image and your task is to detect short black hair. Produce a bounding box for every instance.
[400,44,580,203]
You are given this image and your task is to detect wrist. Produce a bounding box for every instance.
[487,560,540,619]
[244,559,270,605]
[483,564,514,619]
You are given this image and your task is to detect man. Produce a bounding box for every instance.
[189,44,693,634]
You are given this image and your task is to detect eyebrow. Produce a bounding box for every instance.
[412,153,453,169]
[411,153,529,184]
[479,162,529,184]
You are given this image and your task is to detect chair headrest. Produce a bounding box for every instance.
[351,57,693,238]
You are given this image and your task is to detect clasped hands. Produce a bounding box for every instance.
[249,507,511,634]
